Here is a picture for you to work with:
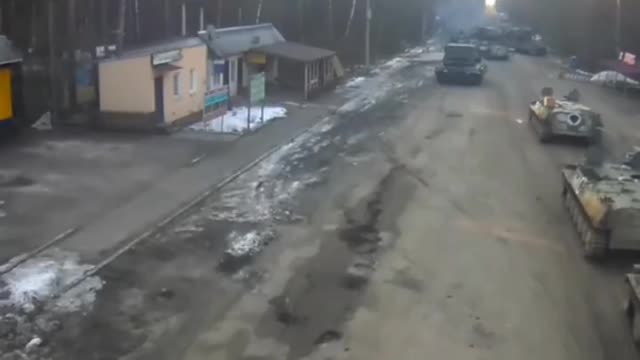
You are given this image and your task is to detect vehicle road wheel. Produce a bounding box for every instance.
[582,224,607,260]
[633,311,640,347]
[563,185,606,260]
[625,296,634,319]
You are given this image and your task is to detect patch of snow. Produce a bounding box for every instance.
[225,230,274,257]
[590,71,640,86]
[190,106,287,134]
[382,57,409,71]
[25,337,42,352]
[32,112,52,131]
[0,249,102,313]
[344,76,367,88]
[205,117,335,224]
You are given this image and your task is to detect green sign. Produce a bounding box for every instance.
[250,72,266,103]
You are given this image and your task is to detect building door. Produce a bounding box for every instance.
[154,77,164,123]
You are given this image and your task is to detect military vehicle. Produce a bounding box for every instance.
[562,149,640,259]
[528,88,603,143]
[436,44,487,85]
[484,44,510,60]
[625,265,640,346]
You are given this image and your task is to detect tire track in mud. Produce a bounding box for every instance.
[252,164,418,360]
[6,61,437,359]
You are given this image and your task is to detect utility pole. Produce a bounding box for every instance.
[327,0,334,42]
[615,0,622,54]
[365,0,371,66]
[68,0,77,108]
[200,6,205,31]
[217,0,223,27]
[164,0,171,37]
[181,3,187,36]
[48,0,58,124]
[116,0,127,52]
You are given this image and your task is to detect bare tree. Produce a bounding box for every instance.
[344,0,357,38]
[327,0,334,41]
[298,0,305,41]
[256,0,264,24]
[116,0,127,51]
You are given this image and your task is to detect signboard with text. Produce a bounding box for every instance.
[203,85,229,120]
[152,49,182,66]
[250,72,266,103]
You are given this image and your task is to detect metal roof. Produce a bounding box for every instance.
[0,35,22,66]
[256,41,335,62]
[100,37,204,63]
[198,23,285,58]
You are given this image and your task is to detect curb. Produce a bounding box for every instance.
[0,227,78,276]
[54,115,332,299]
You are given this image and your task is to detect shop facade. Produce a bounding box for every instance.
[97,37,207,131]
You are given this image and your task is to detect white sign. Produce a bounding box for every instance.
[152,49,182,66]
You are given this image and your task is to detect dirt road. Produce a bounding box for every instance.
[5,50,640,359]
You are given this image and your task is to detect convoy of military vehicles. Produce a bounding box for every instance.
[440,23,640,347]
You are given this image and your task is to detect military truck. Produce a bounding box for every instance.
[562,150,640,259]
[436,44,487,85]
[528,88,603,144]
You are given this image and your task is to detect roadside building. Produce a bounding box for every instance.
[97,37,207,131]
[199,24,343,100]
[0,35,24,131]
[254,41,344,99]
[198,24,284,98]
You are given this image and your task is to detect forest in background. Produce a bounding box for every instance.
[0,0,435,65]
[501,0,640,67]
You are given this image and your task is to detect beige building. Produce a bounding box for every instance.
[98,37,207,131]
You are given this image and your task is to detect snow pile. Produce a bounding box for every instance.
[206,117,334,223]
[225,230,275,258]
[590,71,640,86]
[344,77,366,88]
[0,250,103,313]
[190,106,287,134]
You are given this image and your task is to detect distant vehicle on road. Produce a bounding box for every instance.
[484,44,510,60]
[436,44,487,85]
[528,88,602,143]
[562,149,640,259]
[505,27,547,56]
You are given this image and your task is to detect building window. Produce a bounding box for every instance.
[190,69,198,94]
[173,72,181,96]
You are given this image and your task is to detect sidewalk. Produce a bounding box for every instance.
[59,99,337,263]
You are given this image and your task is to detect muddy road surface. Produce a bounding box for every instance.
[3,50,640,360]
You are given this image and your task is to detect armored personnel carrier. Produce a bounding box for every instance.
[529,88,603,144]
[562,150,640,259]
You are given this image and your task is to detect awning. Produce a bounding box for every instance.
[0,35,22,66]
[153,63,182,75]
[256,41,335,63]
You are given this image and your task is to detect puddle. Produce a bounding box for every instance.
[314,330,343,345]
[0,172,35,188]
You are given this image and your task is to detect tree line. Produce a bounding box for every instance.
[502,0,640,68]
[0,0,434,64]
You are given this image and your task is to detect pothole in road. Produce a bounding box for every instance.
[0,171,35,188]
[314,330,343,345]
